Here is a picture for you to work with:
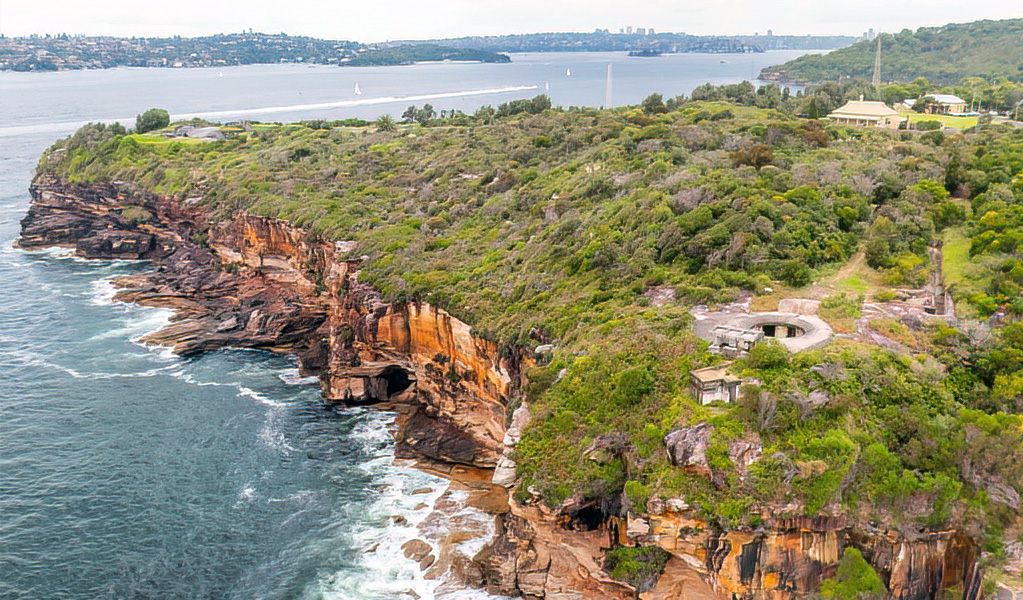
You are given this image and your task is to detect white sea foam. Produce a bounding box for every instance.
[239,385,289,408]
[258,400,299,455]
[315,410,508,600]
[88,279,118,306]
[279,368,321,386]
[5,348,179,381]
[21,246,76,259]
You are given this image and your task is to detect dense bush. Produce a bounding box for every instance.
[820,548,887,600]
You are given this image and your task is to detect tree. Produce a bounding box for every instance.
[135,108,170,133]
[641,93,667,115]
[418,103,436,125]
[402,104,436,125]
[375,114,396,132]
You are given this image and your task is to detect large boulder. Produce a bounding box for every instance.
[728,433,763,480]
[398,408,485,466]
[77,230,155,259]
[664,422,713,476]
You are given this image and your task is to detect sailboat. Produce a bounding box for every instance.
[545,81,550,92]
[354,82,362,96]
[565,68,571,77]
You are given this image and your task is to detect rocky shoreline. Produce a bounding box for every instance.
[19,176,1000,600]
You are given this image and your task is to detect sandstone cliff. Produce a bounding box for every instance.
[18,177,520,468]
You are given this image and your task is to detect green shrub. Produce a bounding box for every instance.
[612,367,655,407]
[747,340,789,371]
[120,206,152,224]
[624,480,652,509]
[820,548,886,600]
[605,545,672,592]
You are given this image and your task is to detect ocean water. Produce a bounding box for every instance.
[0,50,820,599]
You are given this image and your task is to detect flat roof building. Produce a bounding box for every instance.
[690,363,743,405]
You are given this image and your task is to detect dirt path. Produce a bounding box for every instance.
[819,251,866,291]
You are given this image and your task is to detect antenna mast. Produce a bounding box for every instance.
[872,34,882,96]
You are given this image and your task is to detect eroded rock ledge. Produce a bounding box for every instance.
[19,177,991,600]
[18,177,522,468]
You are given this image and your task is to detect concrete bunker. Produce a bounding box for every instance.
[758,321,806,339]
[693,301,834,356]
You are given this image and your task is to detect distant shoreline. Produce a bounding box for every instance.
[0,48,836,75]
[0,31,850,73]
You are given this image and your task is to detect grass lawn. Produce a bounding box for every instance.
[942,227,973,286]
[899,111,978,130]
[127,133,210,145]
[942,226,993,319]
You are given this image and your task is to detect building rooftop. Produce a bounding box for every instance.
[690,363,741,384]
[925,93,966,105]
[829,100,901,119]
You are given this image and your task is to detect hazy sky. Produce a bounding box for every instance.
[1,0,1020,41]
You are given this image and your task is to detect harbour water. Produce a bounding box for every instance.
[0,49,820,599]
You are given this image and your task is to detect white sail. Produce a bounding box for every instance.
[354,83,362,96]
[605,64,613,108]
[566,68,571,76]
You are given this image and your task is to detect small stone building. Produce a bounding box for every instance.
[690,363,743,405]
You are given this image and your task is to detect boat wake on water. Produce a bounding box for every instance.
[0,86,539,138]
[174,85,539,120]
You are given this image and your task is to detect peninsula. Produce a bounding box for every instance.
[18,89,1023,597]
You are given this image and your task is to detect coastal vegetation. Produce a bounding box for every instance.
[763,18,1023,84]
[42,94,1023,563]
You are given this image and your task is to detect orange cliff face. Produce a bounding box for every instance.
[19,179,523,470]
[479,498,982,600]
[201,214,524,468]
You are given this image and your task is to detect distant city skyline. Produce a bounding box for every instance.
[1,0,1019,42]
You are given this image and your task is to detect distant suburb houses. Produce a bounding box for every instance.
[827,97,905,129]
